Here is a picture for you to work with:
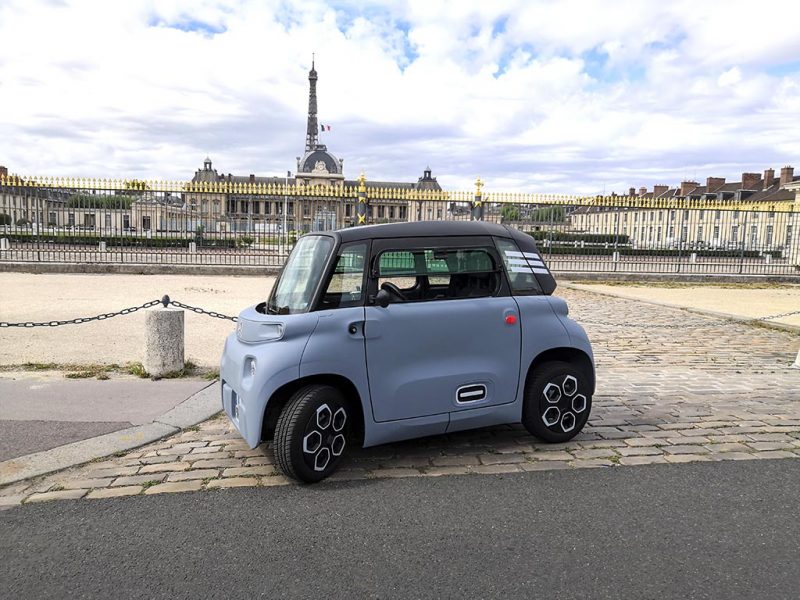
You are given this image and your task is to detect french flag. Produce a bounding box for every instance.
[320,124,331,132]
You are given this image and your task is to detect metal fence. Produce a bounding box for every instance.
[1,175,798,275]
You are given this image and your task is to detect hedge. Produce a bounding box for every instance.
[3,233,237,249]
[529,231,631,245]
[536,246,780,259]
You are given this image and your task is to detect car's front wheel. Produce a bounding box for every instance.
[274,385,351,483]
[522,360,592,443]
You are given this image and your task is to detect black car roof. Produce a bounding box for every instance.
[335,220,512,242]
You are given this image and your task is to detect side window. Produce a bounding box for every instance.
[377,251,419,294]
[320,242,367,308]
[495,238,543,295]
[376,247,501,302]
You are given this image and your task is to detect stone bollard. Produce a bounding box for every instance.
[0,238,9,251]
[143,306,184,377]
[690,252,697,264]
[765,254,772,264]
[189,241,197,253]
[99,241,107,252]
[612,251,620,262]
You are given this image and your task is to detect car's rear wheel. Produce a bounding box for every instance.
[274,385,350,483]
[522,360,592,443]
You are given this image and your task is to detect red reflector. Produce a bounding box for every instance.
[505,315,517,325]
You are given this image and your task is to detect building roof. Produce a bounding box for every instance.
[299,147,342,175]
[742,182,797,203]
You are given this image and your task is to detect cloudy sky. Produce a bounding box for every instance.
[1,0,799,193]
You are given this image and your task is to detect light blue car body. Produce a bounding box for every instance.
[220,221,594,450]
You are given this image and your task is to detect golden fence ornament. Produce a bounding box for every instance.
[0,173,796,213]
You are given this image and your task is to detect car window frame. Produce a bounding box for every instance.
[312,238,371,311]
[367,236,510,304]
[493,236,544,296]
[267,233,337,315]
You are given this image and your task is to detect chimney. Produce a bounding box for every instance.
[628,187,636,197]
[706,177,725,192]
[680,180,698,196]
[780,165,794,186]
[639,186,647,196]
[0,165,7,177]
[653,185,668,197]
[763,168,775,188]
[741,172,761,190]
[249,174,255,182]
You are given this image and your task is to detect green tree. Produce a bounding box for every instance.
[67,193,135,209]
[500,205,520,221]
[530,206,566,222]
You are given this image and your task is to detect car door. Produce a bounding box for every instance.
[364,237,521,422]
[299,241,371,402]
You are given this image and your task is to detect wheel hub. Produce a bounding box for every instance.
[541,374,587,434]
[302,404,348,472]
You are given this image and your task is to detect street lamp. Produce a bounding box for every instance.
[283,170,291,255]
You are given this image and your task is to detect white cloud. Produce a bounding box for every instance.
[0,0,798,193]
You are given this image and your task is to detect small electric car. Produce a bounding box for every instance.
[220,221,595,483]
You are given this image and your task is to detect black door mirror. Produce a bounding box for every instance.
[374,288,391,308]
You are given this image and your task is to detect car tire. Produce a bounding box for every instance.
[522,361,592,443]
[274,385,351,483]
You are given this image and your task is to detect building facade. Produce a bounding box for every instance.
[184,60,441,234]
[570,167,800,260]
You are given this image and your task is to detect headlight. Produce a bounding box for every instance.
[237,321,284,343]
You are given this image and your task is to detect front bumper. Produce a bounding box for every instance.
[220,333,260,446]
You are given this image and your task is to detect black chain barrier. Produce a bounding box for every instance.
[161,295,238,322]
[0,299,162,328]
[1,296,795,329]
[0,295,238,328]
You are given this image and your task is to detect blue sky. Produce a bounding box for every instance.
[0,0,799,193]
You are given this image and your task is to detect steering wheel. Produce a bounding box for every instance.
[380,282,407,302]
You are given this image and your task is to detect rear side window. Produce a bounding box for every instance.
[377,247,500,301]
[495,238,543,295]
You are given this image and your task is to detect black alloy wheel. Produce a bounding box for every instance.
[522,360,592,443]
[274,385,350,483]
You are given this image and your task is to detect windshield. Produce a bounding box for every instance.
[267,235,334,314]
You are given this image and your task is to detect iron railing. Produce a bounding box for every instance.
[1,175,798,275]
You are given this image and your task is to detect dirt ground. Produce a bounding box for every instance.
[1,273,798,367]
[0,273,273,368]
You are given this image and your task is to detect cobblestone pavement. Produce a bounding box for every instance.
[2,287,798,507]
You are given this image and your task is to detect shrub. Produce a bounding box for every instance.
[530,231,630,245]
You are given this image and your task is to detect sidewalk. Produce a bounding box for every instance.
[0,373,221,487]
[0,372,212,461]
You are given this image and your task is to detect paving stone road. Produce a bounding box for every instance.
[2,287,798,507]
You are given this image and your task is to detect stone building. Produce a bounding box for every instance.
[570,167,800,261]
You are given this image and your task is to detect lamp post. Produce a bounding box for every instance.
[283,170,290,255]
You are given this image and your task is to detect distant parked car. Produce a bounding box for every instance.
[220,221,596,482]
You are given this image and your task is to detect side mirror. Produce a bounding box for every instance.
[374,288,391,308]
